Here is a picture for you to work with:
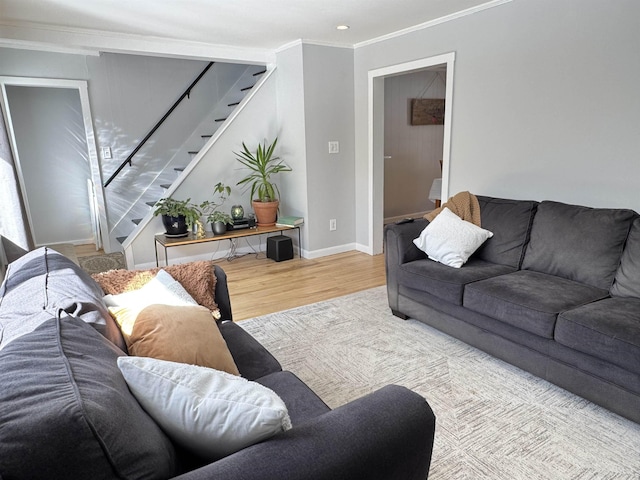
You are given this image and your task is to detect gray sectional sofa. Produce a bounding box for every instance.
[0,246,436,480]
[385,196,640,424]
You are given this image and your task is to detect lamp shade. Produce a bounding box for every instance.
[428,178,442,202]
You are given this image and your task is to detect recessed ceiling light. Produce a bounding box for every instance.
[336,25,350,31]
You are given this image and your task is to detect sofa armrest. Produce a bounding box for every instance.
[384,220,428,266]
[384,220,428,314]
[173,384,435,480]
[213,265,232,321]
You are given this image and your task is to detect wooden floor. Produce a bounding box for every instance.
[213,251,386,321]
[75,244,387,321]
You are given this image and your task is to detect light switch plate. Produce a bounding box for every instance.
[328,141,339,154]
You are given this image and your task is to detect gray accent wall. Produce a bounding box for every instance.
[354,0,640,249]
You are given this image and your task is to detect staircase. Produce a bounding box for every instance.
[106,65,267,246]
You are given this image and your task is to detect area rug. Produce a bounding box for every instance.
[78,252,126,274]
[239,286,640,479]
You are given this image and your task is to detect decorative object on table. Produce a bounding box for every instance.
[194,219,206,239]
[275,215,304,228]
[231,205,244,221]
[235,137,292,227]
[200,182,234,236]
[153,197,202,237]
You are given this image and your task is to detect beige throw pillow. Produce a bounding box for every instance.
[109,304,239,375]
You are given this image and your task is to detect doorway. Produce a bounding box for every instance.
[0,77,109,251]
[383,66,447,223]
[368,52,455,254]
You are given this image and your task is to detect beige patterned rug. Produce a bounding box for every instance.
[239,286,640,479]
[78,252,126,274]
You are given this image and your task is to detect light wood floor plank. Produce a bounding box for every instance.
[216,251,386,321]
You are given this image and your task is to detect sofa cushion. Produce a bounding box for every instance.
[0,247,125,351]
[109,304,240,375]
[413,208,493,268]
[556,297,640,372]
[0,316,176,480]
[398,258,515,306]
[103,269,199,308]
[118,356,292,461]
[92,261,219,315]
[611,218,640,299]
[521,201,636,290]
[463,270,610,338]
[474,196,538,268]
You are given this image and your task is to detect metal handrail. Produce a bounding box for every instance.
[103,61,215,187]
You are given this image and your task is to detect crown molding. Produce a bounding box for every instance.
[354,0,512,49]
[0,21,270,64]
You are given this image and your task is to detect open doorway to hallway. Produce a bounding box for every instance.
[368,52,455,254]
[383,65,446,224]
[0,77,108,252]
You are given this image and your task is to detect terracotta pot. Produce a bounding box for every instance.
[252,200,279,226]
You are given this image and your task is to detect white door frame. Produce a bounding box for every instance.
[367,52,455,254]
[0,76,110,252]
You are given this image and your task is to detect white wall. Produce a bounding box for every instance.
[354,0,640,250]
[301,44,355,255]
[275,43,309,252]
[384,70,445,219]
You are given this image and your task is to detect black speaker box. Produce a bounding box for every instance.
[267,235,293,262]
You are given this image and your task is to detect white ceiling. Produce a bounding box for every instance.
[0,0,505,54]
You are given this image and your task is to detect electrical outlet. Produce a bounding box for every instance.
[328,141,340,154]
[329,219,337,231]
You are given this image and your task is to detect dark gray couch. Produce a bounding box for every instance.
[0,247,436,480]
[385,196,640,424]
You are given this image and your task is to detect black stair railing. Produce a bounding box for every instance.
[103,61,215,187]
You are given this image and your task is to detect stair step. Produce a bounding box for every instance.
[228,101,240,107]
[146,201,157,207]
[116,236,127,244]
[188,151,199,155]
[201,134,212,138]
[215,118,227,122]
[253,69,267,76]
[132,218,142,225]
[174,167,185,172]
[240,85,253,92]
[160,184,171,189]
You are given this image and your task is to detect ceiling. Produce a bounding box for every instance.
[0,0,504,54]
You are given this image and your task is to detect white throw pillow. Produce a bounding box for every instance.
[117,356,292,460]
[413,207,493,268]
[103,269,197,308]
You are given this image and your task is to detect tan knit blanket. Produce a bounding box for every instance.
[91,260,219,315]
[424,191,482,227]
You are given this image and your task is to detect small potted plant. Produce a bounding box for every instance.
[235,137,291,226]
[200,182,233,235]
[153,197,201,237]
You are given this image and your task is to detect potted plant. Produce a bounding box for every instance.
[200,182,233,235]
[153,197,201,237]
[235,137,291,226]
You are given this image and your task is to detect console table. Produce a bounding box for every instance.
[154,225,301,266]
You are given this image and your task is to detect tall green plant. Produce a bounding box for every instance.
[235,138,291,202]
[200,182,233,225]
